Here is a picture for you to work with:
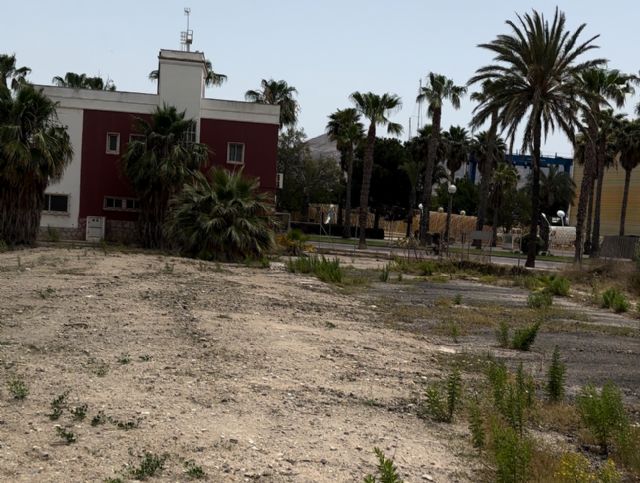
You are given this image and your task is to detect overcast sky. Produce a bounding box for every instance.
[4,1,639,157]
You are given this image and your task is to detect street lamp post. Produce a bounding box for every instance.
[417,203,424,239]
[444,184,457,248]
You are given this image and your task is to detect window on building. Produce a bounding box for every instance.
[44,194,69,213]
[182,127,196,145]
[129,133,146,143]
[103,196,140,212]
[106,133,120,154]
[227,142,245,164]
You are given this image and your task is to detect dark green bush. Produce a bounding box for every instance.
[601,288,630,313]
[546,346,565,403]
[492,422,532,483]
[511,322,541,351]
[527,291,553,309]
[577,382,628,454]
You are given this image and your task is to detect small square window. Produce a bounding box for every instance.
[44,194,69,213]
[106,133,120,154]
[103,196,140,212]
[227,142,244,164]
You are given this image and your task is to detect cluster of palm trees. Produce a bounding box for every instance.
[52,72,116,91]
[0,54,73,245]
[321,8,639,267]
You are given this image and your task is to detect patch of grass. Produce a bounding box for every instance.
[184,460,206,479]
[419,368,462,423]
[129,452,167,480]
[554,453,621,483]
[496,321,510,348]
[577,381,628,455]
[527,291,553,309]
[287,255,343,284]
[491,422,532,483]
[55,426,77,444]
[7,376,28,400]
[453,293,463,305]
[325,321,336,329]
[117,353,131,365]
[91,411,108,426]
[138,354,151,362]
[363,447,403,483]
[540,275,570,296]
[379,263,390,282]
[468,398,485,451]
[104,478,124,483]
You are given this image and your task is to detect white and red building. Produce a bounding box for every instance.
[38,49,280,241]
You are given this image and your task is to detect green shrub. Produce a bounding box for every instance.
[166,168,274,261]
[487,361,534,435]
[496,321,510,348]
[601,288,630,313]
[363,447,403,483]
[546,346,565,403]
[554,453,622,483]
[492,423,532,483]
[130,452,167,480]
[577,382,628,454]
[184,460,206,479]
[544,275,570,296]
[277,229,309,255]
[453,293,463,305]
[527,291,553,309]
[420,369,462,423]
[511,322,540,351]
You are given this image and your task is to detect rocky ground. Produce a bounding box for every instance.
[1,247,638,482]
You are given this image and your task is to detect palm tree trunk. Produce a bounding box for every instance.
[406,185,416,237]
[419,107,441,244]
[474,111,498,248]
[358,124,376,249]
[619,168,632,236]
[343,145,354,239]
[0,182,44,246]
[574,120,598,262]
[526,117,542,268]
[590,148,606,258]
[491,204,499,247]
[584,174,595,254]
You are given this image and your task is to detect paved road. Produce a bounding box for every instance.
[310,241,573,271]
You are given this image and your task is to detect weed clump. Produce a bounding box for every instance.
[184,460,206,479]
[55,426,77,444]
[546,346,565,403]
[601,288,630,313]
[129,452,167,480]
[511,322,541,351]
[492,422,532,483]
[577,382,628,454]
[540,275,570,296]
[7,376,28,400]
[527,291,553,309]
[48,391,70,420]
[363,447,403,483]
[379,263,390,282]
[419,368,462,423]
[496,321,510,348]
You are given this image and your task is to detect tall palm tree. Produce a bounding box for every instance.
[470,80,500,242]
[489,163,519,245]
[121,105,209,248]
[441,125,470,177]
[416,73,467,243]
[166,167,273,261]
[616,118,640,235]
[470,8,603,267]
[52,72,116,91]
[525,165,576,217]
[349,91,403,249]
[573,69,634,258]
[0,53,31,90]
[0,84,73,245]
[148,59,227,88]
[590,109,628,255]
[326,108,364,238]
[245,79,299,129]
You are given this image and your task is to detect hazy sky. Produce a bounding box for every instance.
[4,1,639,157]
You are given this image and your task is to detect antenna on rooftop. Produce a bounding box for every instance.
[180,7,193,51]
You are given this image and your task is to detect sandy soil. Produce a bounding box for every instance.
[0,248,476,482]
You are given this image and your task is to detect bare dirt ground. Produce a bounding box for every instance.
[1,248,475,483]
[1,248,639,482]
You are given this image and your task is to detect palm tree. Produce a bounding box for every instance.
[470,8,603,267]
[489,163,519,245]
[349,91,402,249]
[470,81,501,242]
[526,165,576,217]
[616,119,640,235]
[574,69,635,258]
[326,108,364,238]
[441,125,470,177]
[0,84,73,245]
[0,53,31,90]
[166,167,273,260]
[148,59,227,88]
[52,72,116,91]
[121,105,209,248]
[417,73,467,243]
[245,79,299,129]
